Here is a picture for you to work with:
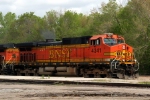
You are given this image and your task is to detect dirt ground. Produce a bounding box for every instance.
[0,82,150,100]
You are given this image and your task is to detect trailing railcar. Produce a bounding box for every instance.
[0,33,139,79]
[0,43,19,75]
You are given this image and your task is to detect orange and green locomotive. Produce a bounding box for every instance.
[0,33,139,79]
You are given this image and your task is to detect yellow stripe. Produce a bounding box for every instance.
[6,48,19,51]
[121,62,135,64]
[32,44,89,49]
[104,52,116,56]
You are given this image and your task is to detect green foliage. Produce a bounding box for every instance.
[41,75,45,79]
[56,10,91,39]
[43,10,59,35]
[43,10,92,40]
[6,12,44,43]
[89,0,121,34]
[0,12,16,43]
[140,44,150,74]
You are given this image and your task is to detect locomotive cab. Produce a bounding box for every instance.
[89,33,124,60]
[88,33,139,78]
[91,33,135,62]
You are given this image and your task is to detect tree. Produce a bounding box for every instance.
[8,12,44,43]
[45,10,92,39]
[0,12,16,43]
[89,0,121,34]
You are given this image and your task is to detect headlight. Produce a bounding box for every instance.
[134,59,137,62]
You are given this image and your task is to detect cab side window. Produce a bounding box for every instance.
[90,38,100,45]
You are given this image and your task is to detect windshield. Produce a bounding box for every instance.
[117,39,124,44]
[104,38,117,46]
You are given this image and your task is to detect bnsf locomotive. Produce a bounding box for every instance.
[0,33,139,79]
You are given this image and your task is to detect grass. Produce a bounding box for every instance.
[40,75,51,79]
[138,81,150,85]
[41,75,45,79]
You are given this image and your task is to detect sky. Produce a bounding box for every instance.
[0,0,127,17]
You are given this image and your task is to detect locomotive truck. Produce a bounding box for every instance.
[0,33,139,79]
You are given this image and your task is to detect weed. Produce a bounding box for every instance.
[138,81,150,85]
[48,75,50,79]
[41,75,45,79]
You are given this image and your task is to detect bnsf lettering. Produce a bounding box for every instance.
[49,48,69,58]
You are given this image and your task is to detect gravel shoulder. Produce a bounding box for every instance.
[0,75,150,100]
[0,82,150,100]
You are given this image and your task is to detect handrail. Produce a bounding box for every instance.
[2,56,13,69]
[110,53,122,72]
[110,54,118,72]
[133,53,139,71]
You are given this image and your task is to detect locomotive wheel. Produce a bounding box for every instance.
[94,72,100,78]
[117,70,125,79]
[107,73,112,78]
[124,75,129,79]
[117,73,124,79]
[135,72,139,78]
[124,72,139,79]
[83,73,89,78]
[124,74,136,79]
[117,72,136,79]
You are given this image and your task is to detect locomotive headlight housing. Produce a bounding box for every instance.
[134,59,137,62]
[122,45,125,50]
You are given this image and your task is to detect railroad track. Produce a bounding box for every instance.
[0,78,150,88]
